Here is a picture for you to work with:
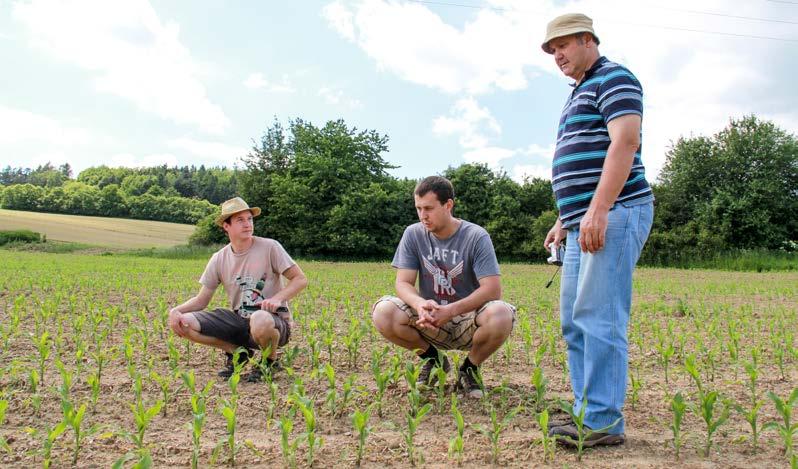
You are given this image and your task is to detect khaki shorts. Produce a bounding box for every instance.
[374,295,516,351]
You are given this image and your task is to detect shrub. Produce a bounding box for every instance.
[0,230,41,245]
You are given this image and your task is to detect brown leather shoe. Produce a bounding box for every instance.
[549,423,625,448]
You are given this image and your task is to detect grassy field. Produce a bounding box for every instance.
[0,209,195,248]
[0,251,795,468]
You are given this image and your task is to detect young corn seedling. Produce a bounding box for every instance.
[763,388,797,463]
[87,371,101,413]
[323,363,339,416]
[557,396,621,462]
[404,401,432,467]
[531,366,548,412]
[188,380,214,469]
[33,331,51,387]
[696,390,730,457]
[28,420,68,469]
[341,374,356,413]
[735,360,764,452]
[669,391,688,459]
[279,414,300,469]
[352,404,372,467]
[726,319,740,379]
[655,329,675,386]
[448,394,465,465]
[294,395,322,467]
[63,401,98,466]
[433,362,448,413]
[0,399,9,454]
[149,369,178,417]
[536,409,555,463]
[214,360,243,466]
[629,363,643,409]
[474,404,522,464]
[370,348,391,417]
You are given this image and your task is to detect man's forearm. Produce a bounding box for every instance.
[174,295,208,313]
[396,280,425,309]
[270,276,308,303]
[449,284,501,317]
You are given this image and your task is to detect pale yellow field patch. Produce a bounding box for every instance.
[0,209,195,248]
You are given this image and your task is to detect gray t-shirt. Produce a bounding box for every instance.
[392,220,500,305]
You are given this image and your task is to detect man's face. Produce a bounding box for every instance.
[549,34,591,81]
[414,191,452,234]
[223,211,254,241]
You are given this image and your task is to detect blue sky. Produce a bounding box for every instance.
[1,0,796,182]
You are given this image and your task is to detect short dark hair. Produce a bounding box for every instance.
[414,176,454,204]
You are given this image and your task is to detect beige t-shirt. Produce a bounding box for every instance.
[199,237,296,313]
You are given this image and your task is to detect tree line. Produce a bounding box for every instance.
[1,115,795,262]
[0,164,238,225]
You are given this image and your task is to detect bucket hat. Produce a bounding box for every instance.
[542,13,600,54]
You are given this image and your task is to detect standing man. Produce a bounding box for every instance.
[372,176,515,398]
[541,14,654,446]
[168,197,308,382]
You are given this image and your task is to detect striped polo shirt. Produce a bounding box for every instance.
[553,56,654,228]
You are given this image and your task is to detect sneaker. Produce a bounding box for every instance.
[549,423,625,447]
[417,355,450,388]
[217,348,252,379]
[455,367,484,399]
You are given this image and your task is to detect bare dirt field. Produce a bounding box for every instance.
[0,252,795,468]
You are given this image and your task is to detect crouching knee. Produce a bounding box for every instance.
[249,310,276,344]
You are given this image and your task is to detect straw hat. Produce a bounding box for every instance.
[215,197,261,226]
[542,13,600,54]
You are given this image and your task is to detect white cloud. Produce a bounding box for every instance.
[13,0,230,135]
[243,72,295,93]
[433,97,501,150]
[318,86,362,109]
[110,152,180,168]
[323,0,552,94]
[511,163,550,182]
[167,137,248,161]
[326,0,798,180]
[322,0,355,42]
[0,105,95,146]
[519,143,555,161]
[433,97,516,168]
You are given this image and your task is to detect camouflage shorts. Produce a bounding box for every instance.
[374,295,516,351]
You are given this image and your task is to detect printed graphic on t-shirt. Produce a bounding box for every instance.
[422,255,464,305]
[235,274,267,312]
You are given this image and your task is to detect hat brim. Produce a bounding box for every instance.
[541,29,599,54]
[215,207,261,227]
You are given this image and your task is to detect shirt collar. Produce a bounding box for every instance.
[570,56,608,88]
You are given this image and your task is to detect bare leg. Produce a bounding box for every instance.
[175,313,239,353]
[249,310,280,359]
[468,303,514,365]
[372,300,429,354]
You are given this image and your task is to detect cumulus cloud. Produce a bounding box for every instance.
[318,86,363,109]
[167,137,248,161]
[243,73,295,93]
[110,152,180,168]
[325,0,798,180]
[0,105,96,146]
[13,0,230,135]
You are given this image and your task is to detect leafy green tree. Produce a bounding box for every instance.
[656,115,798,251]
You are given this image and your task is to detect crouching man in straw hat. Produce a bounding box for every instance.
[372,176,516,399]
[168,197,308,382]
[541,13,654,447]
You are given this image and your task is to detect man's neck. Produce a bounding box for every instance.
[574,53,600,86]
[431,217,462,240]
[230,236,254,253]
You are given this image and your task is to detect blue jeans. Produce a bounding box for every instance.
[560,201,653,434]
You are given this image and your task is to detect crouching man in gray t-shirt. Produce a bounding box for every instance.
[372,176,516,398]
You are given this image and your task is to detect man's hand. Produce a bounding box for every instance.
[168,308,190,338]
[415,299,440,331]
[544,218,567,250]
[256,298,283,313]
[579,207,609,253]
[429,303,458,327]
